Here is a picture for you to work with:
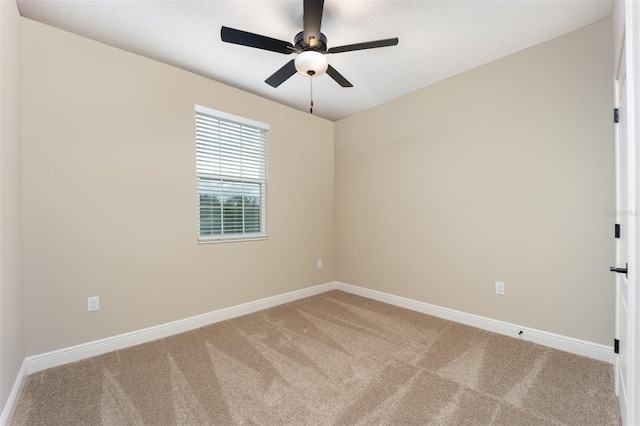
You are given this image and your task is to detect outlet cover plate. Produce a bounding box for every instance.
[88,296,100,312]
[495,282,505,296]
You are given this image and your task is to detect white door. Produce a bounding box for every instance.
[613,41,636,425]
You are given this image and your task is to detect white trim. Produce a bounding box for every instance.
[1,282,617,423]
[0,359,27,426]
[334,282,615,364]
[198,235,269,244]
[23,280,612,379]
[26,282,335,374]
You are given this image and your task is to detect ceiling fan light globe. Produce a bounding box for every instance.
[295,51,328,77]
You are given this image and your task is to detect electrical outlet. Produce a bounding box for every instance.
[88,296,100,312]
[495,282,505,296]
[317,259,323,269]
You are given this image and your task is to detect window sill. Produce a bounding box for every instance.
[198,235,269,244]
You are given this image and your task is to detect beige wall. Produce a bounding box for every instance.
[0,0,24,410]
[19,12,615,359]
[335,18,615,345]
[21,18,334,356]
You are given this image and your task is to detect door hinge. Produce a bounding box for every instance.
[615,223,621,239]
[614,339,620,354]
[614,108,620,123]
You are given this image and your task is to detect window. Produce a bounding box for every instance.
[195,105,268,242]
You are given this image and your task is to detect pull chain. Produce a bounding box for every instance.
[309,77,314,114]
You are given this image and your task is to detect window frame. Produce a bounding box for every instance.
[195,105,269,243]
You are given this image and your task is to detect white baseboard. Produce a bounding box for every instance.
[25,282,614,374]
[21,279,613,381]
[334,282,615,364]
[4,280,613,422]
[0,359,27,426]
[26,282,336,375]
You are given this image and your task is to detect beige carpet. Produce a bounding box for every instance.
[11,290,620,425]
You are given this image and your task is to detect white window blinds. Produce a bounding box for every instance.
[195,105,268,242]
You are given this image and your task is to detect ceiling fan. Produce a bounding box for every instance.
[220,0,399,89]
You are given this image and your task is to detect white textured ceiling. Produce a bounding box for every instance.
[16,0,613,121]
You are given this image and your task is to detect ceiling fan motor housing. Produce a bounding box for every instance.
[294,31,327,51]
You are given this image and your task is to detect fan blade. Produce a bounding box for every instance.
[265,60,297,87]
[326,65,353,87]
[221,26,294,54]
[303,0,324,48]
[327,38,399,54]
